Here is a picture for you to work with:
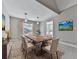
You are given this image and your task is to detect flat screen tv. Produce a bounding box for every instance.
[59,20,73,31]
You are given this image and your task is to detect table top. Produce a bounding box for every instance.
[22,34,53,51]
[24,35,52,43]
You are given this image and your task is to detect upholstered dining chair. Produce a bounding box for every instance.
[21,36,27,59]
[21,36,35,59]
[43,39,63,59]
[50,39,59,59]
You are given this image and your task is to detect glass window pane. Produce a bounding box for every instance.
[23,23,33,34]
[46,21,53,37]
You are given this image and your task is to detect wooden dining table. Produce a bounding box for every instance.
[24,35,52,56]
[25,35,52,42]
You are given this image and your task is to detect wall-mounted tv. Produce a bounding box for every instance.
[59,20,73,31]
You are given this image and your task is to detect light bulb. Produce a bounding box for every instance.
[37,17,39,24]
[25,13,28,22]
[37,22,39,24]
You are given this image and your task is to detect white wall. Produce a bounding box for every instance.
[40,5,77,46]
[24,20,40,34]
[53,5,77,45]
[10,17,40,39]
[2,3,10,31]
[18,19,40,35]
[40,21,46,35]
[10,17,24,39]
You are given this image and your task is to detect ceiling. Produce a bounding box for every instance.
[37,0,77,13]
[3,0,76,21]
[3,0,58,21]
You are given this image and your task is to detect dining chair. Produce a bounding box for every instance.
[50,39,59,59]
[21,36,27,59]
[43,39,63,59]
[21,36,35,59]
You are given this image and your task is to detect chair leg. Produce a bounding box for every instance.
[56,52,59,59]
[51,54,52,59]
[52,53,58,59]
[24,51,27,59]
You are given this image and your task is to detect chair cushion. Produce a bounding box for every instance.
[43,45,51,53]
[27,42,34,48]
[57,49,64,56]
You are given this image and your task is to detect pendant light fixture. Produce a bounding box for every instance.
[37,17,39,24]
[25,13,28,22]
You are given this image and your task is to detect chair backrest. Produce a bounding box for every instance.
[21,36,27,50]
[21,36,28,59]
[50,39,59,53]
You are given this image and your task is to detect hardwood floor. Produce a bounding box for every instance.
[8,39,77,59]
[8,39,51,59]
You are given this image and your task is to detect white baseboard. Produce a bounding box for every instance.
[59,41,77,48]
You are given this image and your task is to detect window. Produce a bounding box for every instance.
[23,23,33,34]
[46,21,53,37]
